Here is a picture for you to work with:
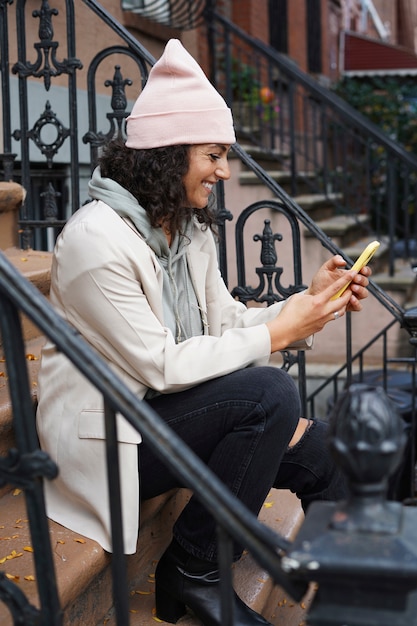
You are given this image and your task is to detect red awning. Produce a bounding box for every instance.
[342,31,417,76]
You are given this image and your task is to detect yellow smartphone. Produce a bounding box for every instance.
[331,240,380,300]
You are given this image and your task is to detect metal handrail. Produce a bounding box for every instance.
[208,9,417,277]
[0,249,306,624]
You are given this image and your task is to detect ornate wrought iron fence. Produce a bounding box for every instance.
[206,9,417,277]
[2,2,417,623]
[0,247,306,625]
[1,0,155,249]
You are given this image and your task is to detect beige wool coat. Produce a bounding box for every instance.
[36,200,311,554]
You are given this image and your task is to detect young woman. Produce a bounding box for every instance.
[36,39,371,626]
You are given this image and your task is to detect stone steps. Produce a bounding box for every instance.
[101,490,306,626]
[0,487,191,625]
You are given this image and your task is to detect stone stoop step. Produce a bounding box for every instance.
[101,489,309,626]
[0,247,53,346]
[0,488,192,625]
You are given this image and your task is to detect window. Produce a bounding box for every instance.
[269,0,288,53]
[121,0,171,21]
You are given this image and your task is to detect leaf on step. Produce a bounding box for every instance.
[0,550,23,563]
[23,546,34,552]
[5,573,19,582]
[152,608,163,622]
[256,578,266,584]
[135,590,152,595]
[74,538,86,544]
[263,501,274,508]
[129,610,138,614]
[26,354,38,361]
[12,489,22,496]
[24,575,35,581]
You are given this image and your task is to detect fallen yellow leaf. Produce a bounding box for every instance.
[74,538,86,544]
[12,489,22,496]
[23,547,34,553]
[24,575,35,581]
[4,550,23,561]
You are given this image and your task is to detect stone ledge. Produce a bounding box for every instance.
[0,182,26,214]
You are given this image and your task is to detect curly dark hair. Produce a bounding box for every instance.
[98,138,217,235]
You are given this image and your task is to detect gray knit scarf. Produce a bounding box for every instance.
[88,166,203,344]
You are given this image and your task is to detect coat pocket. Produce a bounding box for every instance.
[78,409,142,444]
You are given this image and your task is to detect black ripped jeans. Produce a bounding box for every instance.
[140,366,347,562]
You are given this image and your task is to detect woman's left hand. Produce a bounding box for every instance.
[306,254,371,312]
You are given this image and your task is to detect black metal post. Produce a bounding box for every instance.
[284,384,417,626]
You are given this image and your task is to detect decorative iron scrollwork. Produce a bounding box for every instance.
[12,0,82,91]
[13,101,70,167]
[0,572,41,626]
[280,350,299,372]
[83,65,133,146]
[0,1,13,11]
[41,182,61,220]
[0,448,58,490]
[232,219,305,306]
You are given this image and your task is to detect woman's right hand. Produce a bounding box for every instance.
[265,270,356,353]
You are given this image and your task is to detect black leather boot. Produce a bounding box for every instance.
[155,539,273,625]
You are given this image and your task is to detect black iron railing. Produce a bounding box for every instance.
[0,0,416,484]
[206,9,417,277]
[0,248,306,625]
[1,1,417,624]
[1,0,155,249]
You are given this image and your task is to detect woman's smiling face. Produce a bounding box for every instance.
[183,143,231,209]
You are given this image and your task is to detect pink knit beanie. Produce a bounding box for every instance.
[125,39,236,149]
